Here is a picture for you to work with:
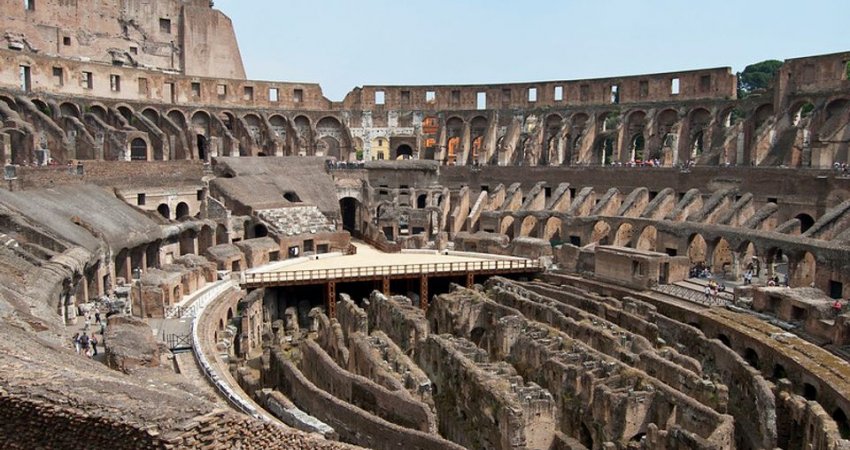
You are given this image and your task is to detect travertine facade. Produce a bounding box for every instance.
[1,1,850,449]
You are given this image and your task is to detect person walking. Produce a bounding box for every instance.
[79,333,90,358]
[90,333,99,357]
[72,333,81,354]
[703,285,711,304]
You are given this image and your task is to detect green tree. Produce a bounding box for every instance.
[737,60,783,98]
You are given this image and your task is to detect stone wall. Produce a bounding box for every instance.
[269,350,464,450]
[299,339,436,433]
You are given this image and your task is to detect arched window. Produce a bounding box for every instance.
[130,138,147,161]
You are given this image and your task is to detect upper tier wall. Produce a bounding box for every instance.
[343,68,737,111]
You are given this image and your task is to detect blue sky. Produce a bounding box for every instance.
[216,0,850,101]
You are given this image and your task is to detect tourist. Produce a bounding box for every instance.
[80,333,90,358]
[833,299,844,318]
[744,269,753,285]
[90,333,99,357]
[72,332,81,354]
[704,285,711,303]
[94,309,101,325]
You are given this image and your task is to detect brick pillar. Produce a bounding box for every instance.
[326,282,337,319]
[420,275,429,311]
[382,277,391,296]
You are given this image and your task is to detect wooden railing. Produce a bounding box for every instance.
[242,259,542,287]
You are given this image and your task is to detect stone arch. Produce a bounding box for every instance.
[59,102,80,118]
[293,115,312,155]
[175,202,190,220]
[613,223,634,247]
[791,251,817,288]
[116,105,134,123]
[88,104,108,121]
[130,138,148,161]
[199,225,214,254]
[445,117,464,165]
[753,103,774,129]
[395,144,414,160]
[141,108,160,124]
[499,216,515,237]
[833,408,850,439]
[635,226,657,252]
[598,111,620,133]
[795,213,815,233]
[789,100,816,127]
[167,109,186,127]
[519,216,537,238]
[269,114,288,141]
[157,204,171,220]
[216,224,229,245]
[738,241,761,278]
[470,116,489,163]
[339,197,361,233]
[826,98,849,120]
[318,135,341,159]
[253,223,268,238]
[631,133,646,162]
[803,383,818,401]
[243,113,264,147]
[764,246,790,281]
[687,233,707,264]
[29,98,50,117]
[191,111,211,160]
[543,217,562,243]
[219,111,236,132]
[743,347,760,370]
[710,237,733,278]
[593,136,615,166]
[416,194,427,209]
[591,221,611,246]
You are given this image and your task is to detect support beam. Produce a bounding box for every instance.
[382,277,391,296]
[326,281,336,319]
[420,275,429,311]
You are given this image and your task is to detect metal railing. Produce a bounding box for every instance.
[242,259,542,286]
[165,280,236,319]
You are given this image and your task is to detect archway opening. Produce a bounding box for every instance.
[340,197,360,233]
[803,383,818,401]
[744,348,760,370]
[833,408,850,439]
[175,202,190,220]
[197,135,208,161]
[772,364,788,380]
[157,204,170,219]
[396,144,414,160]
[130,138,147,161]
[796,213,815,234]
[417,194,427,209]
[254,224,268,238]
[631,134,646,162]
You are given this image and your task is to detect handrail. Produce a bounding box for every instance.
[242,258,542,286]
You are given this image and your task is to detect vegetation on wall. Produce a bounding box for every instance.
[737,60,783,98]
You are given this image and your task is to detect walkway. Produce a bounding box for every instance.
[243,242,541,288]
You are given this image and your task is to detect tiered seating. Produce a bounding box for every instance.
[257,207,336,236]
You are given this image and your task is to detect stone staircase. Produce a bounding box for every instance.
[257,207,336,237]
[653,278,734,306]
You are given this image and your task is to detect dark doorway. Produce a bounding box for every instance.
[339,197,359,233]
[396,144,414,160]
[830,281,844,299]
[796,214,815,233]
[197,134,208,161]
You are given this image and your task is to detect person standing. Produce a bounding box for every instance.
[79,333,90,358]
[90,333,99,357]
[72,333,81,354]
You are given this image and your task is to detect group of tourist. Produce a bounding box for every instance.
[702,280,726,304]
[833,162,850,176]
[71,308,104,358]
[609,158,663,167]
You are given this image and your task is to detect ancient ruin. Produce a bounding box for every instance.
[0,1,850,449]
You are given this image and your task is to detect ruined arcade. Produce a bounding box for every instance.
[1,1,850,449]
